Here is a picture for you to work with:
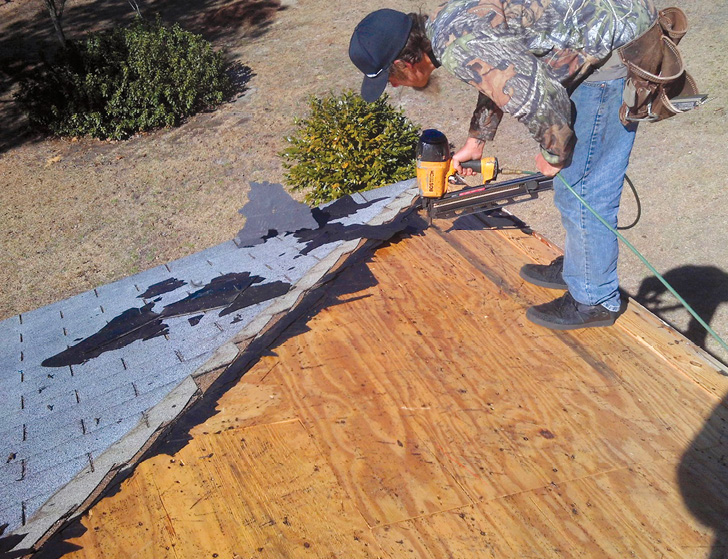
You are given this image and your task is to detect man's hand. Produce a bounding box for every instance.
[535,153,563,177]
[452,138,485,176]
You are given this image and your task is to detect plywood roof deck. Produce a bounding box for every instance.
[45,213,728,559]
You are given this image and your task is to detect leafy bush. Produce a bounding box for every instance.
[15,17,232,140]
[281,91,420,205]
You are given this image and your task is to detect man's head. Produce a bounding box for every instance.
[349,9,434,101]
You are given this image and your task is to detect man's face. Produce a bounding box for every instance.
[388,60,433,89]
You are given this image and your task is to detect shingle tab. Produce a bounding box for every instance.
[17,388,79,422]
[19,454,90,511]
[0,420,24,456]
[93,276,150,316]
[76,382,137,410]
[0,457,23,490]
[22,490,57,525]
[18,415,84,462]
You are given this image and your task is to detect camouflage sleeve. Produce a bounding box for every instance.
[469,92,503,141]
[442,36,575,165]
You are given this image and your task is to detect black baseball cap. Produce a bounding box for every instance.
[349,9,413,102]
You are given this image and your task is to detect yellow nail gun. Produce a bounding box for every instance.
[416,129,554,222]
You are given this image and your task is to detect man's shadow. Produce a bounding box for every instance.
[678,392,728,558]
[634,265,728,360]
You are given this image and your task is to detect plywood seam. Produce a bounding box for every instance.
[370,502,478,531]
[530,465,634,494]
[619,308,728,374]
[457,461,636,508]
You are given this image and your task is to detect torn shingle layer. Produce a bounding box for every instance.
[0,179,418,554]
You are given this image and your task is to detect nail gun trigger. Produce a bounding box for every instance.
[448,174,467,186]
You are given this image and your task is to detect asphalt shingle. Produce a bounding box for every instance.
[0,180,419,553]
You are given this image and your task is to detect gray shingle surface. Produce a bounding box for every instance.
[94,279,148,315]
[21,491,57,522]
[0,422,25,460]
[126,263,178,288]
[25,440,93,482]
[20,455,91,504]
[0,179,418,553]
[0,502,22,533]
[19,342,72,370]
[0,381,24,416]
[17,417,83,463]
[18,389,79,422]
[360,181,414,201]
[197,240,239,262]
[57,313,109,345]
[61,352,126,386]
[305,240,346,261]
[0,460,23,490]
[115,349,202,384]
[168,314,241,362]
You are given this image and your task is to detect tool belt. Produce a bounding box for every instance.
[618,7,699,124]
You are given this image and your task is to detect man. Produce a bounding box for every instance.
[349,0,657,330]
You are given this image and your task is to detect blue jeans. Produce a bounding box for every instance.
[554,77,637,312]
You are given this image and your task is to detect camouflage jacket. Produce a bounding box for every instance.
[426,0,657,164]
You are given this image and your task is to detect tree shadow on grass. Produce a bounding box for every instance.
[0,0,285,153]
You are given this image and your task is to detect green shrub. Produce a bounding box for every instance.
[15,17,232,140]
[281,91,420,205]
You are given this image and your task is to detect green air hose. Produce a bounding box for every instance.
[553,171,728,356]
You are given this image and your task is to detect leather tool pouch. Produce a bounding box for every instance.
[618,7,699,124]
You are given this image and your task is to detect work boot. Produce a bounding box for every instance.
[526,292,618,330]
[519,256,567,290]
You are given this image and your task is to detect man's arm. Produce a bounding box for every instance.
[450,93,502,175]
[469,92,503,143]
[441,34,575,166]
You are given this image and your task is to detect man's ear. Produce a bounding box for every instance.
[392,59,411,70]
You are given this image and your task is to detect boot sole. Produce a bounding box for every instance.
[526,308,617,330]
[519,268,567,290]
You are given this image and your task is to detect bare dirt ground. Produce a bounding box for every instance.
[1,0,727,362]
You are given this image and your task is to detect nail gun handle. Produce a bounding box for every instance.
[461,157,499,181]
[461,160,481,172]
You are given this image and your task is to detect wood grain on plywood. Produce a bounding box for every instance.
[64,420,378,558]
[58,216,727,559]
